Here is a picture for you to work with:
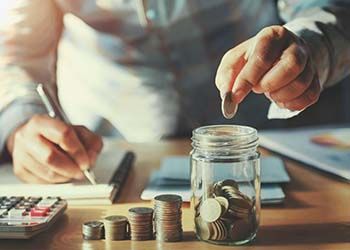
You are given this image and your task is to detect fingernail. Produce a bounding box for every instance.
[81,163,89,171]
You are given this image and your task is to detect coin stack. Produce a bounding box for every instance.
[82,221,104,240]
[128,207,154,241]
[194,179,257,242]
[154,194,183,242]
[103,215,129,241]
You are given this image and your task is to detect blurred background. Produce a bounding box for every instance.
[0,0,349,142]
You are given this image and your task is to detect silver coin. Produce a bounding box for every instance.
[154,194,182,203]
[129,207,154,215]
[82,221,104,240]
[221,92,238,119]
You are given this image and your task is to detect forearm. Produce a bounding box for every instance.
[0,0,63,160]
[279,0,350,88]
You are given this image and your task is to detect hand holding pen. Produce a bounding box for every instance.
[6,84,103,184]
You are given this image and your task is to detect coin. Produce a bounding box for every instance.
[195,216,211,241]
[229,218,253,241]
[215,196,229,214]
[103,215,129,241]
[128,207,154,241]
[194,179,256,243]
[154,194,182,204]
[211,219,227,241]
[82,221,104,240]
[154,194,183,242]
[200,198,222,222]
[221,92,238,119]
[221,179,239,190]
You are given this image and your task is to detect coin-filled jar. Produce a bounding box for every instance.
[190,125,260,245]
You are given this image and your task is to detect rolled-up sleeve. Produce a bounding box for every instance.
[0,0,63,159]
[278,0,350,89]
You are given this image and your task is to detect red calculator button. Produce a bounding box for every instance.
[34,206,50,213]
[30,209,47,217]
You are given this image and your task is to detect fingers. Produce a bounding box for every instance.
[232,26,288,103]
[215,38,251,97]
[74,125,103,165]
[255,42,308,93]
[277,75,321,111]
[26,135,85,180]
[13,163,50,184]
[27,115,90,170]
[21,151,70,183]
[269,59,314,102]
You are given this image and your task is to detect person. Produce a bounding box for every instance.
[0,0,349,183]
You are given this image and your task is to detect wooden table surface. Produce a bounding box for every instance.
[1,139,349,250]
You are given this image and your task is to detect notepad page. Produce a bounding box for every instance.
[0,139,126,200]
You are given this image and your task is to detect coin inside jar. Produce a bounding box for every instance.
[214,196,229,214]
[200,198,222,222]
[194,179,258,244]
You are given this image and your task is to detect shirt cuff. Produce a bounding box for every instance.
[0,100,46,162]
[283,17,332,89]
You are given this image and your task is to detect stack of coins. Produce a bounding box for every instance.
[82,221,104,240]
[128,207,154,241]
[154,194,183,242]
[194,179,257,242]
[103,215,129,240]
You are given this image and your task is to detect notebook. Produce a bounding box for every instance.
[259,126,350,181]
[0,139,134,205]
[141,156,289,204]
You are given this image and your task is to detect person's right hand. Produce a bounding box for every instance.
[6,114,103,184]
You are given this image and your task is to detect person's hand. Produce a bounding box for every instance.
[6,114,103,183]
[215,25,321,111]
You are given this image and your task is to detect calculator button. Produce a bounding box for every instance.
[0,209,7,217]
[8,209,26,218]
[34,206,50,213]
[30,209,47,217]
[37,198,58,208]
[28,197,42,203]
[23,202,34,207]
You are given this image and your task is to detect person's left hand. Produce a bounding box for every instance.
[215,25,321,111]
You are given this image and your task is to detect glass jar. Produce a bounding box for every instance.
[190,125,260,246]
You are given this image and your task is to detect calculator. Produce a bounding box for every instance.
[0,196,67,239]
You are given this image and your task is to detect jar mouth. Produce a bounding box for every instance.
[192,125,258,150]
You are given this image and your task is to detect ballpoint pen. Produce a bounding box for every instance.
[36,83,97,185]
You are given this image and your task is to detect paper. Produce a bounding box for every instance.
[0,139,127,204]
[141,171,285,204]
[141,155,289,204]
[260,126,350,180]
[158,156,290,183]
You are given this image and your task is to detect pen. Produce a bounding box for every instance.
[36,84,97,185]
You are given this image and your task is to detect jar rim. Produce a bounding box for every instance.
[191,125,258,151]
[193,125,256,140]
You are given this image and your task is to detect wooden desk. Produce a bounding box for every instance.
[1,140,350,250]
